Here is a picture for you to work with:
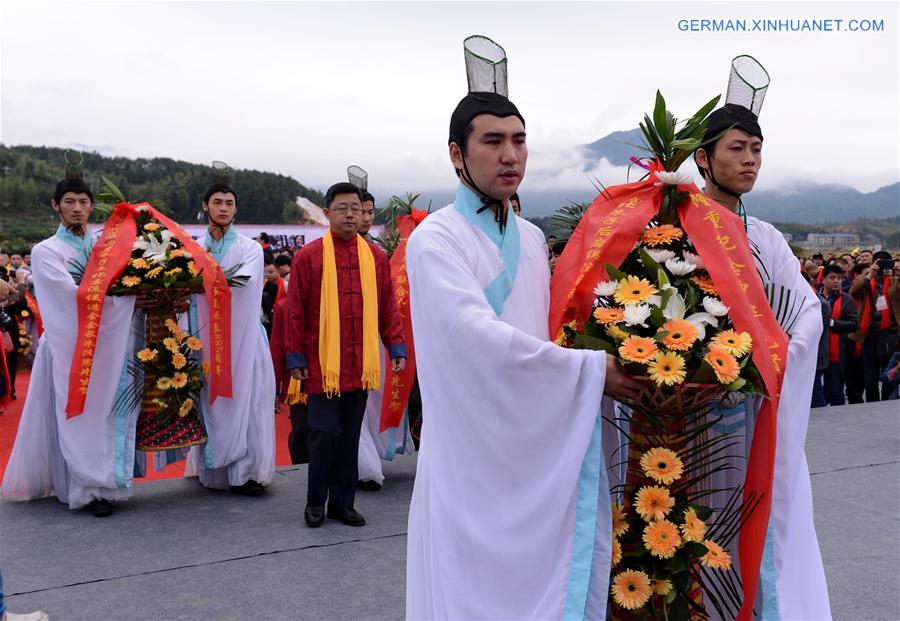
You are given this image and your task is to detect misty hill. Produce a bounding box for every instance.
[0,144,326,247]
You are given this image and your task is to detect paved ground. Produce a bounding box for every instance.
[1,401,898,620]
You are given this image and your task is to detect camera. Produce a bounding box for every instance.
[876,259,894,277]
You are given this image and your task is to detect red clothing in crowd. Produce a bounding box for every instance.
[284,234,405,396]
[269,299,290,401]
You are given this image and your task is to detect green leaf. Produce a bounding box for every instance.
[572,333,616,354]
[636,246,662,283]
[653,90,667,141]
[671,138,701,151]
[692,504,713,520]
[665,588,678,604]
[724,377,747,392]
[682,541,709,557]
[689,360,718,383]
[605,262,627,281]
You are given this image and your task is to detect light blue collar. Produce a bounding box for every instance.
[56,224,94,276]
[205,227,237,263]
[453,184,520,316]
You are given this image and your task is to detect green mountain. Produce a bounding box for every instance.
[0,144,326,250]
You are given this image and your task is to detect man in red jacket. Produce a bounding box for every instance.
[285,182,406,528]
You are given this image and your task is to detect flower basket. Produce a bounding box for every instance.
[620,376,727,419]
[135,302,207,452]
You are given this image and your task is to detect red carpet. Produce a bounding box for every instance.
[0,369,294,483]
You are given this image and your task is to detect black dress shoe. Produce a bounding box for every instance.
[304,505,325,528]
[89,499,113,518]
[327,506,366,526]
[229,480,266,496]
[357,479,383,492]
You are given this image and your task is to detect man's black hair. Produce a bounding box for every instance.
[259,232,270,243]
[822,264,844,278]
[263,249,275,265]
[361,191,375,204]
[325,182,362,209]
[851,263,869,276]
[274,254,292,268]
[812,253,824,260]
[551,240,568,256]
[53,179,93,205]
[203,184,237,205]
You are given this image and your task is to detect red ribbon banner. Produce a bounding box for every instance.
[379,209,427,432]
[66,202,233,418]
[25,290,44,337]
[549,165,788,620]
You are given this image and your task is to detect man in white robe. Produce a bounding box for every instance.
[185,182,276,494]
[405,49,639,619]
[1,176,139,516]
[689,102,831,619]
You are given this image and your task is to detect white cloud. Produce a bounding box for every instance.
[1,1,896,199]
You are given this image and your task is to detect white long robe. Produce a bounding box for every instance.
[603,216,830,619]
[1,233,139,509]
[405,198,611,621]
[186,231,276,488]
[358,346,415,485]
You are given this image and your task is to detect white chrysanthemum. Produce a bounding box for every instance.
[623,304,652,328]
[665,258,698,276]
[702,297,730,317]
[682,250,704,269]
[645,249,676,263]
[594,280,618,298]
[654,170,694,186]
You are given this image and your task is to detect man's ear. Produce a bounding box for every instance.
[449,142,464,171]
[50,200,60,213]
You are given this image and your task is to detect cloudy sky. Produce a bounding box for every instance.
[2,1,898,204]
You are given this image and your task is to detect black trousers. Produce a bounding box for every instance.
[306,390,368,510]
[288,402,310,465]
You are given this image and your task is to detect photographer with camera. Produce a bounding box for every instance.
[849,251,900,401]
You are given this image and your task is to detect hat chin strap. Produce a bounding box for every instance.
[206,210,236,236]
[459,155,508,234]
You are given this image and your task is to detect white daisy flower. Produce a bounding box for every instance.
[702,296,730,317]
[593,280,618,298]
[645,249,676,263]
[623,304,652,328]
[653,170,694,186]
[665,258,698,276]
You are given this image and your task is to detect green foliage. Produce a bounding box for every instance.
[0,144,326,247]
[637,91,721,172]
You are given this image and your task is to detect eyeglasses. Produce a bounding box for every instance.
[329,207,361,215]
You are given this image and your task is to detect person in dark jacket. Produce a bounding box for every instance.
[821,264,859,406]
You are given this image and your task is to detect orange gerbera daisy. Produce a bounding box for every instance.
[612,502,629,537]
[640,447,684,485]
[619,336,659,364]
[188,260,201,277]
[701,539,732,570]
[186,337,203,351]
[652,578,673,596]
[634,485,675,522]
[641,224,684,247]
[711,329,753,356]
[130,258,149,269]
[171,372,189,389]
[593,307,626,325]
[163,337,180,354]
[121,275,141,288]
[611,569,652,610]
[659,319,699,351]
[643,519,682,559]
[171,352,187,370]
[704,346,741,384]
[613,276,659,306]
[137,348,158,362]
[647,351,687,386]
[611,538,622,565]
[178,398,194,418]
[691,275,718,295]
[680,507,707,543]
[201,360,211,375]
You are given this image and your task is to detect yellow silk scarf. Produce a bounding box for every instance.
[320,230,380,397]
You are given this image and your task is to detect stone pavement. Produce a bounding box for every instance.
[1,401,897,620]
